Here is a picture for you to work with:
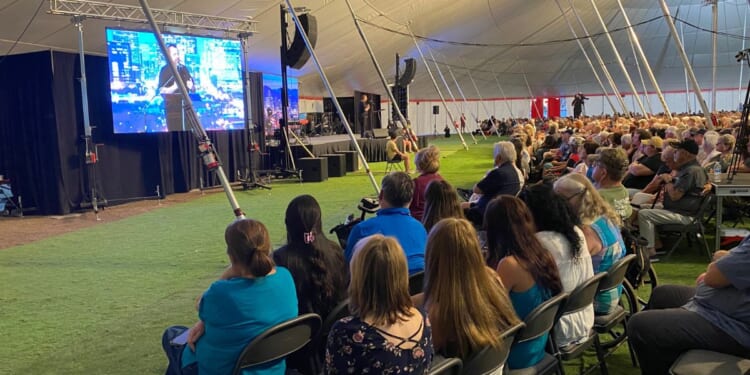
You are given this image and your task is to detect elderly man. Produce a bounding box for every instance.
[637,139,708,257]
[623,136,664,194]
[461,141,521,226]
[344,171,427,274]
[627,236,750,374]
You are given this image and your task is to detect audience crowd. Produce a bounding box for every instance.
[162,111,750,375]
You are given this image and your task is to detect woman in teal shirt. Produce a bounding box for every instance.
[163,219,298,375]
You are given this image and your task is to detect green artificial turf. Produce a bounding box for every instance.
[0,136,715,374]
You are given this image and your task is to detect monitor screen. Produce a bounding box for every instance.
[261,73,298,136]
[106,28,245,133]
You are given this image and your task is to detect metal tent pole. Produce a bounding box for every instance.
[555,0,617,114]
[343,0,410,133]
[740,7,748,110]
[615,0,671,119]
[283,0,380,194]
[659,0,714,128]
[138,0,245,219]
[679,14,692,113]
[493,74,515,120]
[568,0,629,115]
[425,45,477,143]
[627,29,653,115]
[712,0,718,112]
[449,67,486,140]
[589,0,648,117]
[465,67,499,138]
[407,25,468,150]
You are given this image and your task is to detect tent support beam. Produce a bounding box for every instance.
[464,65,501,137]
[425,45,477,144]
[616,0,671,119]
[589,0,648,117]
[284,0,380,194]
[659,0,714,128]
[448,67,486,140]
[712,0,718,112]
[408,26,468,150]
[343,0,410,133]
[568,0,629,115]
[555,0,617,114]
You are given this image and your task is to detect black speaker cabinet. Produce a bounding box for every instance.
[398,58,416,86]
[297,157,328,182]
[321,153,346,177]
[433,105,440,115]
[372,128,390,139]
[335,150,360,172]
[287,14,318,69]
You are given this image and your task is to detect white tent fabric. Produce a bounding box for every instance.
[0,0,747,101]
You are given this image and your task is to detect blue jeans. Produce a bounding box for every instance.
[162,325,198,375]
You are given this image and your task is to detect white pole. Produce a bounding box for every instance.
[448,67,486,140]
[680,13,691,113]
[712,0,718,112]
[425,45,477,143]
[615,0,671,119]
[659,0,714,128]
[589,0,648,117]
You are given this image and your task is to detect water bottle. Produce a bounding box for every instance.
[713,162,722,183]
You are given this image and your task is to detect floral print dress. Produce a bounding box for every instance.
[325,310,433,374]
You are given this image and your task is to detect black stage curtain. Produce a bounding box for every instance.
[0,51,249,215]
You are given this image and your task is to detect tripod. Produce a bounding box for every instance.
[728,50,750,183]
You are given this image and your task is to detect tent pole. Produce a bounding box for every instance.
[493,74,516,120]
[448,66,486,140]
[407,25,468,150]
[659,0,714,128]
[627,28,653,115]
[615,0,671,119]
[425,45,477,144]
[589,0,648,118]
[554,0,617,114]
[138,0,245,219]
[568,0,630,115]
[712,0,718,112]
[342,0,410,133]
[740,6,748,111]
[465,66,500,138]
[679,12,691,114]
[284,0,380,194]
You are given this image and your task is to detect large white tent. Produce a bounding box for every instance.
[1,0,749,123]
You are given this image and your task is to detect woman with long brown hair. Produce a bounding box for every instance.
[421,180,464,232]
[484,196,562,370]
[421,218,520,363]
[325,235,432,374]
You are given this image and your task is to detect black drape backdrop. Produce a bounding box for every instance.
[0,51,249,215]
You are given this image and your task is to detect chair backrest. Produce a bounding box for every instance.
[559,273,606,316]
[694,192,715,224]
[514,292,569,344]
[428,356,463,375]
[321,299,350,338]
[409,271,425,296]
[597,254,636,293]
[232,313,321,375]
[458,321,526,375]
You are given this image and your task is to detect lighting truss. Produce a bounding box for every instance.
[49,0,257,34]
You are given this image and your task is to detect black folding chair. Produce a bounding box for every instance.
[232,313,321,375]
[594,254,638,367]
[506,293,569,375]
[409,271,425,296]
[460,322,525,375]
[658,190,715,261]
[428,356,463,375]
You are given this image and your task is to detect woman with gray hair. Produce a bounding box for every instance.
[461,141,521,226]
[700,130,722,170]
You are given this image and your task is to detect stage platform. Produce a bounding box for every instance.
[268,134,428,165]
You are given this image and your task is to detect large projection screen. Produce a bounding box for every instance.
[106,28,245,133]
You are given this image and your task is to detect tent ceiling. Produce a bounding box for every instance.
[0,0,747,100]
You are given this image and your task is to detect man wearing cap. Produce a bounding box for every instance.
[637,139,708,257]
[623,136,665,193]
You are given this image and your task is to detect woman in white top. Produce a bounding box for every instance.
[519,182,594,348]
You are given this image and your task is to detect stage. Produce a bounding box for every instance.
[266,133,428,166]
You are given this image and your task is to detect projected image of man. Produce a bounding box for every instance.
[158,44,194,131]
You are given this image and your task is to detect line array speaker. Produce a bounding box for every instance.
[398,58,416,86]
[287,14,318,70]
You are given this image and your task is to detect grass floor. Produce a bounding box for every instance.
[0,136,716,374]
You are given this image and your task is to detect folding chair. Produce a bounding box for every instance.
[669,350,750,375]
[594,255,638,367]
[658,190,715,261]
[506,293,569,375]
[385,156,403,173]
[408,271,425,296]
[232,313,321,375]
[460,321,525,375]
[428,356,463,375]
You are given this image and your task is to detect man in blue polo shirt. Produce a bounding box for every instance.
[344,171,427,274]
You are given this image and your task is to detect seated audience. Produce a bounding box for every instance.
[636,140,708,257]
[715,134,736,172]
[484,195,562,369]
[627,236,750,375]
[274,195,347,318]
[345,172,427,274]
[623,136,664,193]
[326,235,433,373]
[700,130,722,171]
[163,219,298,375]
[386,130,412,173]
[632,145,678,208]
[554,173,626,314]
[591,148,632,219]
[461,141,521,227]
[520,183,594,348]
[417,218,520,363]
[409,145,443,221]
[421,180,465,232]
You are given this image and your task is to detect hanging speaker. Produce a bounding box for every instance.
[287,14,318,70]
[398,58,416,86]
[433,105,440,115]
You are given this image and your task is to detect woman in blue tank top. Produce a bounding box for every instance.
[485,196,563,369]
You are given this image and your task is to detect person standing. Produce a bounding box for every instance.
[158,44,195,132]
[572,93,587,119]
